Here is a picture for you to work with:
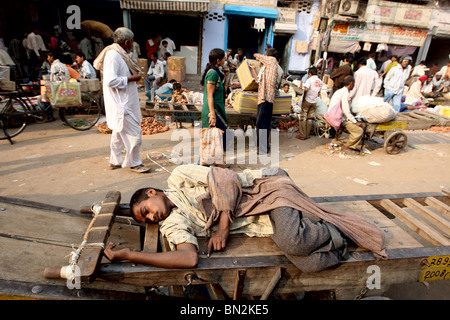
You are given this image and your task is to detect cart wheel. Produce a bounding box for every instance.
[59,93,101,131]
[384,131,407,154]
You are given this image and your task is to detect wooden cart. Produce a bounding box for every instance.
[360,110,450,155]
[141,101,295,131]
[43,189,450,300]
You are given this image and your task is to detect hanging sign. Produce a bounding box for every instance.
[363,25,392,43]
[389,27,428,46]
[330,22,365,41]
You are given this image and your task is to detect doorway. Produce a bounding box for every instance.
[226,15,268,58]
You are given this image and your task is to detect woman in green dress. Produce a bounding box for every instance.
[201,48,229,148]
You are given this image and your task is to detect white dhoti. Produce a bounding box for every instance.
[109,113,142,168]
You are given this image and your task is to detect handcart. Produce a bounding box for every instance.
[37,189,450,300]
[360,110,450,154]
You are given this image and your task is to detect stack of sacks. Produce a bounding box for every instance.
[351,96,396,123]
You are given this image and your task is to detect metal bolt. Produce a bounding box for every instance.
[233,259,239,264]
[420,259,430,267]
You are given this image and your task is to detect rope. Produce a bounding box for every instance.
[62,202,110,281]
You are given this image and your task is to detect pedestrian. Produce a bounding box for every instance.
[296,66,322,140]
[26,26,44,81]
[93,27,151,173]
[78,32,95,64]
[366,52,377,70]
[383,56,412,112]
[200,48,230,149]
[252,48,280,154]
[330,55,354,93]
[349,58,382,101]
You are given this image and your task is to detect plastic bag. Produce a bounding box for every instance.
[46,81,81,107]
[324,101,342,131]
[200,127,224,165]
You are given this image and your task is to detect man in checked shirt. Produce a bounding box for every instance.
[252,48,282,155]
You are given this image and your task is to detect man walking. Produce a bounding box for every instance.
[330,55,354,94]
[383,56,412,112]
[349,58,382,101]
[296,67,322,140]
[94,27,150,173]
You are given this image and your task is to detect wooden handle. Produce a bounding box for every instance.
[43,266,62,279]
[79,206,93,214]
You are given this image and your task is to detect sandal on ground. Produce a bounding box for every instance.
[108,164,122,170]
[130,164,151,173]
[295,135,306,140]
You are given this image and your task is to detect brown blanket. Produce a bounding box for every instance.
[196,166,387,260]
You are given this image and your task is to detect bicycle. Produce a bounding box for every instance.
[57,90,103,131]
[0,89,47,144]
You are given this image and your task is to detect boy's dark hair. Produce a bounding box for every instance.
[173,82,182,90]
[162,40,168,45]
[266,48,278,58]
[343,75,355,86]
[345,55,354,63]
[168,79,177,83]
[308,66,318,75]
[76,52,86,60]
[357,57,367,66]
[129,187,164,221]
[151,52,158,59]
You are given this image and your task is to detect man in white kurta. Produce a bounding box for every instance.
[99,28,150,172]
[349,58,382,101]
[384,56,412,113]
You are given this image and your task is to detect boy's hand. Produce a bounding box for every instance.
[207,228,229,257]
[207,211,231,257]
[104,242,130,262]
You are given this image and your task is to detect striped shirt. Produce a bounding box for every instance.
[160,165,274,251]
[255,54,279,105]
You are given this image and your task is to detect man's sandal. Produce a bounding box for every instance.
[108,164,122,170]
[130,164,151,173]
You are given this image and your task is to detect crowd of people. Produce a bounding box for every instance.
[288,52,450,152]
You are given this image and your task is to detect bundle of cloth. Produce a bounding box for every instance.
[351,95,396,123]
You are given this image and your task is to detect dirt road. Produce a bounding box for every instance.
[1,113,449,299]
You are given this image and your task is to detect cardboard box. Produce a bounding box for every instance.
[168,69,186,83]
[167,56,186,72]
[0,80,15,91]
[137,58,148,86]
[232,91,291,115]
[236,59,261,91]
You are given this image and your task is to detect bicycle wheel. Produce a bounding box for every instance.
[0,96,28,139]
[59,93,101,131]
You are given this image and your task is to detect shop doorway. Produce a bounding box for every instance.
[273,34,292,72]
[130,12,203,74]
[226,15,267,58]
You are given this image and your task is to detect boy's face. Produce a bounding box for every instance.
[283,85,289,93]
[75,55,82,64]
[132,189,171,224]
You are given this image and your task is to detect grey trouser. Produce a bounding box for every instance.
[263,168,347,273]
